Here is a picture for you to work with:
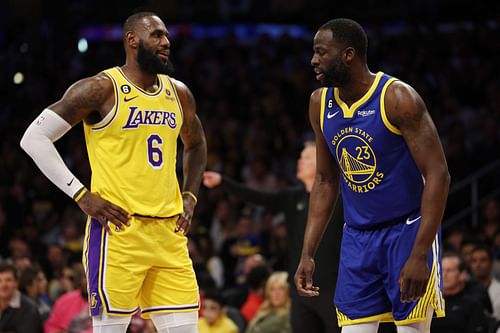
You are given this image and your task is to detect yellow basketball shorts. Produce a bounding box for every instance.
[83,215,199,318]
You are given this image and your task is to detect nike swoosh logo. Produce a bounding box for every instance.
[123,95,138,102]
[406,216,421,225]
[67,178,74,186]
[327,111,340,119]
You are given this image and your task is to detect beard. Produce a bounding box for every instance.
[137,41,174,75]
[321,54,350,87]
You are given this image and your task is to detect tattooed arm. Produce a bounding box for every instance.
[385,81,450,302]
[20,75,130,232]
[48,74,115,125]
[172,79,207,234]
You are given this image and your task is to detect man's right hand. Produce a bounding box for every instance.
[203,171,222,188]
[294,256,320,297]
[77,191,130,232]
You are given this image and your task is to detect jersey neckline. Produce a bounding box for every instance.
[333,71,384,118]
[115,66,164,97]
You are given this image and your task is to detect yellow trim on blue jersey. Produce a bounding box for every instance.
[334,72,383,118]
[116,67,163,96]
[336,309,393,326]
[319,88,328,131]
[380,78,401,135]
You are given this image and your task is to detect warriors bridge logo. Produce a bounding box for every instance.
[332,127,384,193]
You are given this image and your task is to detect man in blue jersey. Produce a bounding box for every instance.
[295,18,450,333]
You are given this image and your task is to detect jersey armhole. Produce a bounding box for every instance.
[380,78,402,135]
[166,77,184,125]
[319,88,328,132]
[88,70,119,131]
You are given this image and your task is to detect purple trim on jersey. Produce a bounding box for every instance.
[88,218,104,316]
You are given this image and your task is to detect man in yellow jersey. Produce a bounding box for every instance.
[20,12,207,333]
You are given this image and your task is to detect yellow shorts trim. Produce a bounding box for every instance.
[336,309,393,326]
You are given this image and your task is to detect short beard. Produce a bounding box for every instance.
[137,41,174,75]
[321,56,350,87]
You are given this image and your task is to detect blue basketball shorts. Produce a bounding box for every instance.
[334,211,445,326]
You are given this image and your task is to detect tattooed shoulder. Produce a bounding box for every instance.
[63,75,113,111]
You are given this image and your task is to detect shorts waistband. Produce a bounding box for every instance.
[346,208,420,231]
[131,213,179,221]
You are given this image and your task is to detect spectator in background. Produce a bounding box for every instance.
[443,226,465,252]
[220,215,262,288]
[0,263,43,333]
[481,198,500,244]
[198,289,239,333]
[48,264,77,302]
[240,264,271,323]
[209,199,236,254]
[19,265,52,321]
[245,271,291,333]
[469,245,500,321]
[44,264,91,333]
[460,238,480,271]
[44,243,69,282]
[194,233,225,289]
[431,252,489,333]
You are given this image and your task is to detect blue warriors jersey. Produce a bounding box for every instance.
[320,72,424,229]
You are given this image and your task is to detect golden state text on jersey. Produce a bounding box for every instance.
[320,72,424,229]
[83,67,184,217]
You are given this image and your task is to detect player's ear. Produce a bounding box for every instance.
[125,31,138,49]
[343,47,355,64]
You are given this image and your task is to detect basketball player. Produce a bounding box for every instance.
[20,12,207,333]
[295,19,450,333]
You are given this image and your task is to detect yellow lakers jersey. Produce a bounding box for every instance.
[83,67,183,217]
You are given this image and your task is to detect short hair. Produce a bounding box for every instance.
[443,251,467,272]
[203,289,227,307]
[471,244,493,261]
[246,265,271,290]
[123,11,159,37]
[19,266,42,293]
[319,18,368,59]
[0,263,18,279]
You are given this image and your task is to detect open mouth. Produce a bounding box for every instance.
[315,72,324,80]
[314,69,324,80]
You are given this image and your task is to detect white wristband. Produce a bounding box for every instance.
[20,109,84,198]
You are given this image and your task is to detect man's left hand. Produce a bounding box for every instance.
[176,193,196,235]
[399,254,429,302]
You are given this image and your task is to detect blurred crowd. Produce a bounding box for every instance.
[1,4,500,332]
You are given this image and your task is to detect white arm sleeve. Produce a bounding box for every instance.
[20,109,85,198]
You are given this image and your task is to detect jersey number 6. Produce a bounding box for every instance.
[147,134,163,168]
